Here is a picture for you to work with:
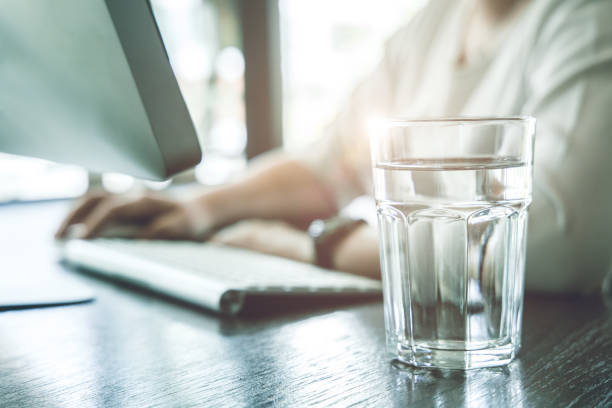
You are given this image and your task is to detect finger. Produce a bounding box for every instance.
[138,212,188,240]
[107,196,177,221]
[55,193,107,238]
[80,198,164,239]
[81,195,181,239]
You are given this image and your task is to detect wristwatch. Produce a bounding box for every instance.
[308,216,366,269]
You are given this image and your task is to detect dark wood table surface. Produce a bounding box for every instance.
[1,201,611,407]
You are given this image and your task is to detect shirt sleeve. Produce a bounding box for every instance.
[522,0,612,293]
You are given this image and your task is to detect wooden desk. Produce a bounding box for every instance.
[1,201,610,407]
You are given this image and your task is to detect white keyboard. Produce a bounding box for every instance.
[61,239,381,314]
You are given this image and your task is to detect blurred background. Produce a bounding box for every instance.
[0,0,425,202]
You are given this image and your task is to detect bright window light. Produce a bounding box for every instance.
[279,0,427,150]
[0,153,88,202]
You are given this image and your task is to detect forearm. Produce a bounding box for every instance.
[193,152,338,229]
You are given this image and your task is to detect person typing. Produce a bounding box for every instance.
[57,0,612,294]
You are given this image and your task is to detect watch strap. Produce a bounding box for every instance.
[308,216,366,269]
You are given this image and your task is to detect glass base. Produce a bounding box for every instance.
[395,343,519,370]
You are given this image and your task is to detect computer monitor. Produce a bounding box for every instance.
[0,0,202,180]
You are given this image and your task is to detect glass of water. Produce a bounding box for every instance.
[370,117,535,369]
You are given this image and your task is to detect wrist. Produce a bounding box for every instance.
[189,186,230,223]
[308,216,366,269]
[184,192,225,238]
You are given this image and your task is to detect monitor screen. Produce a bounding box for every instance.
[0,0,202,180]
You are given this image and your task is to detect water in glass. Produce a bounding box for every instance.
[375,157,531,369]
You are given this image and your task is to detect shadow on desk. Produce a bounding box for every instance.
[220,293,382,334]
[239,292,382,317]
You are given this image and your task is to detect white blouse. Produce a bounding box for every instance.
[297,0,612,293]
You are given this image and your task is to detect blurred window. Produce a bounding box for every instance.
[279,0,426,150]
[151,0,247,188]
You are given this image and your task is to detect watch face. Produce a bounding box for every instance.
[308,216,363,241]
[308,219,326,239]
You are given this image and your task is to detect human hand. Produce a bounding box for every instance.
[210,219,315,264]
[55,192,212,241]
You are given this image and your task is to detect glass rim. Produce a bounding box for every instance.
[382,116,536,127]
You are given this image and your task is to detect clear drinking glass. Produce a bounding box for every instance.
[370,117,536,369]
